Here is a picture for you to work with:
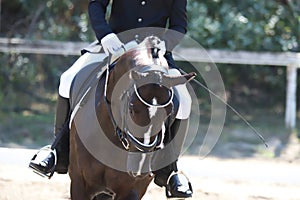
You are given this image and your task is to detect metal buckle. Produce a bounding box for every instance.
[121,137,130,150]
[116,127,130,150]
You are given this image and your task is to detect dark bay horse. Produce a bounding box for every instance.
[68,36,196,200]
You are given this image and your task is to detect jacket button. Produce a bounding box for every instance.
[138,18,143,22]
[141,1,146,5]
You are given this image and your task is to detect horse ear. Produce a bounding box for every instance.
[164,72,196,87]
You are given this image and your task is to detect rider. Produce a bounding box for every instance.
[29,0,193,198]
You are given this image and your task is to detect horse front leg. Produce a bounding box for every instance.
[69,130,90,200]
[70,178,90,200]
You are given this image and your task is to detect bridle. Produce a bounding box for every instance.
[103,55,174,152]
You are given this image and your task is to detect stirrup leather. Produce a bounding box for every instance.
[29,145,57,179]
[165,171,193,199]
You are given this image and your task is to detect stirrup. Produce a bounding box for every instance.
[29,145,57,179]
[166,171,193,199]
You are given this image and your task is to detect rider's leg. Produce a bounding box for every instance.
[153,52,193,198]
[153,119,193,198]
[29,94,70,175]
[52,95,70,173]
[29,52,104,177]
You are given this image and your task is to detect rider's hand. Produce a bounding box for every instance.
[101,33,124,55]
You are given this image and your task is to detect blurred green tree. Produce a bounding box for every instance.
[186,0,299,111]
[187,0,299,51]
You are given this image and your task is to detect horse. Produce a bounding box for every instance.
[68,36,196,200]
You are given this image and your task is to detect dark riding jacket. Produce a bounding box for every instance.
[88,0,187,50]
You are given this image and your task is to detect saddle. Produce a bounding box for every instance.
[69,60,106,112]
[70,40,139,113]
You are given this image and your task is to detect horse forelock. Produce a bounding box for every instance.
[132,42,169,70]
[114,36,168,74]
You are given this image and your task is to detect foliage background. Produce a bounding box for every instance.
[0,0,299,151]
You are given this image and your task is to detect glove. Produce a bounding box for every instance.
[101,33,125,55]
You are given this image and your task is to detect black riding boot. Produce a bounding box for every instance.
[29,95,70,177]
[153,119,193,198]
[52,95,70,173]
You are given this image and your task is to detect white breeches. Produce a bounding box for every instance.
[58,54,192,119]
[58,52,106,98]
[168,69,192,119]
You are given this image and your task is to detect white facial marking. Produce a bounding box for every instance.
[137,153,147,176]
[148,98,158,119]
[157,124,165,149]
[143,125,152,145]
[137,125,155,175]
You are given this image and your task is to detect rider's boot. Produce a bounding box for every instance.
[153,119,193,198]
[154,161,193,198]
[29,95,70,178]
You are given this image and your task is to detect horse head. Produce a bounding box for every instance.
[105,36,196,152]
